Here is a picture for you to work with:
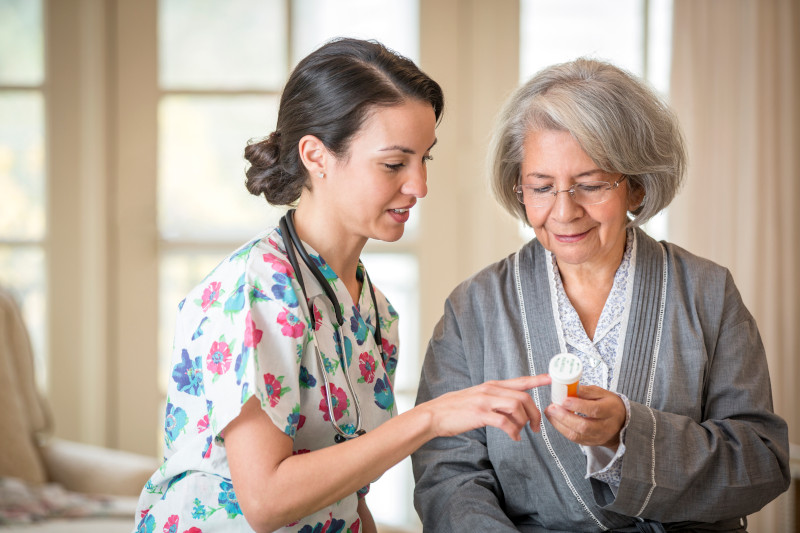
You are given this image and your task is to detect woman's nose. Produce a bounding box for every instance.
[402,167,428,198]
[550,188,583,221]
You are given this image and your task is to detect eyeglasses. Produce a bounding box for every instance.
[514,175,627,207]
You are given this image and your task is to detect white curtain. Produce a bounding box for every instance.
[669,0,799,531]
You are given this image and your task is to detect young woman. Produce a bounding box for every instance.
[134,38,550,533]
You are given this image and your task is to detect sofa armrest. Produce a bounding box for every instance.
[40,438,160,497]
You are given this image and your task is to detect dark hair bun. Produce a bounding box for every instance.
[244,132,302,205]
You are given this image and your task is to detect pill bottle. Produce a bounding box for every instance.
[549,353,583,405]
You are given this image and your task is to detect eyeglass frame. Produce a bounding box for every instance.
[513,175,628,207]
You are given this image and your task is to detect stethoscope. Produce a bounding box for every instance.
[278,209,383,443]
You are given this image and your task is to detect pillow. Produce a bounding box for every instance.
[0,288,48,484]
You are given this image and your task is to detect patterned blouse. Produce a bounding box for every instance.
[134,227,399,533]
[547,228,636,488]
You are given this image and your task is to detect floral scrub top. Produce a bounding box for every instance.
[134,227,399,533]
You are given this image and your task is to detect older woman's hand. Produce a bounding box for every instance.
[544,385,626,451]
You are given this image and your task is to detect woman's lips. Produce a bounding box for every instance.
[388,207,411,223]
[554,229,589,243]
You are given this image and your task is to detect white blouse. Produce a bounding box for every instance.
[546,228,637,488]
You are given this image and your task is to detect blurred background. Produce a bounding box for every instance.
[0,0,797,531]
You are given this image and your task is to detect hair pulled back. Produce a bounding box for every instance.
[244,38,444,205]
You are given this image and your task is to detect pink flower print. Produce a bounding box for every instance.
[197,415,209,433]
[206,341,232,375]
[312,306,323,331]
[298,414,306,430]
[264,373,283,407]
[277,308,305,338]
[201,281,222,312]
[163,515,179,533]
[358,352,376,383]
[319,383,348,421]
[183,529,202,533]
[263,253,292,275]
[244,310,263,348]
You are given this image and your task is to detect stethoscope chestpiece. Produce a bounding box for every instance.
[334,429,367,444]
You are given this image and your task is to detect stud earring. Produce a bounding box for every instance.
[318,172,325,179]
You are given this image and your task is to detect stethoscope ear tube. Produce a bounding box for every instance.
[283,209,345,327]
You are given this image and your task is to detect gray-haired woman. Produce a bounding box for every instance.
[412,58,789,532]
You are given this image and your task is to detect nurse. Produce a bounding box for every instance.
[134,38,550,533]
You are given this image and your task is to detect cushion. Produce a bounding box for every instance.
[0,287,48,484]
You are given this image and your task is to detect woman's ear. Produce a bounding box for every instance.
[298,135,329,178]
[627,179,646,213]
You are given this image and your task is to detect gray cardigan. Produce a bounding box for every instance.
[412,229,789,532]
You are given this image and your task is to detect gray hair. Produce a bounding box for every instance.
[489,58,686,227]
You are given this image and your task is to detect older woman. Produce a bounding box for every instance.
[412,59,789,532]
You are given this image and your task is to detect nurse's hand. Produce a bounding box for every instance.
[544,385,626,451]
[421,374,551,442]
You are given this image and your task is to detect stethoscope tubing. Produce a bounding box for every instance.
[279,210,379,442]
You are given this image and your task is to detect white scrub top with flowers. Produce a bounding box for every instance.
[134,226,399,533]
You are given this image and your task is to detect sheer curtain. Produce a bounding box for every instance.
[668,1,799,530]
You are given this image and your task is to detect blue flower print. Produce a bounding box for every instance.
[191,316,208,340]
[172,349,204,396]
[332,329,354,366]
[271,272,298,308]
[224,273,247,317]
[164,402,188,446]
[218,481,243,518]
[235,344,250,385]
[201,435,213,459]
[349,307,369,346]
[344,336,353,367]
[240,382,249,404]
[229,239,259,263]
[191,498,207,520]
[373,376,394,411]
[310,255,337,284]
[164,471,187,496]
[250,279,271,302]
[136,513,155,533]
[384,355,398,376]
[177,298,186,311]
[299,517,346,533]
[381,338,398,376]
[299,365,317,389]
[285,404,301,437]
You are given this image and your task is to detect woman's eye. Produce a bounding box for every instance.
[384,163,405,171]
[423,154,434,163]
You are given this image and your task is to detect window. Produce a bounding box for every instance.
[0,0,47,387]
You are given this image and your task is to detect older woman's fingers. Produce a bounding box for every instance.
[545,394,625,448]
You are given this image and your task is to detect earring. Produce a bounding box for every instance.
[318,172,325,179]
